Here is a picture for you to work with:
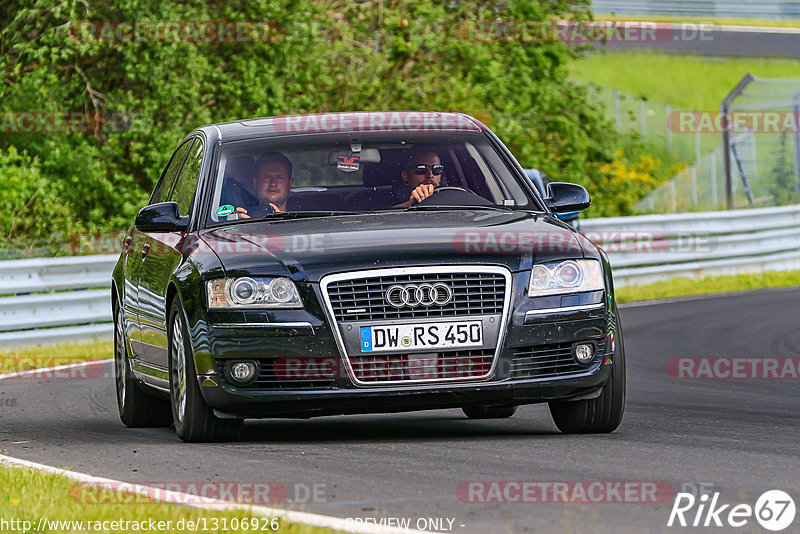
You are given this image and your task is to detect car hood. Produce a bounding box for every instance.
[198,210,586,282]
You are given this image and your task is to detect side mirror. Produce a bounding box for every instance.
[545,182,590,213]
[135,202,189,232]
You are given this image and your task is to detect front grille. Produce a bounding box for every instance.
[216,358,338,390]
[350,348,494,382]
[326,272,505,322]
[510,340,605,379]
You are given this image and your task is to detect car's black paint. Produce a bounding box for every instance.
[112,111,621,429]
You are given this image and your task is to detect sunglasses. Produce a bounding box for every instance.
[408,163,444,176]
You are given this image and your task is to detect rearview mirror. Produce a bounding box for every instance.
[135,202,189,232]
[545,182,590,213]
[327,148,381,165]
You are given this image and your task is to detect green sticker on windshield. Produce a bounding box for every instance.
[216,204,235,216]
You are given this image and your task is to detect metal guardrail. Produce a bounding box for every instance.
[591,0,800,18]
[581,204,800,286]
[1,204,799,347]
[0,255,117,347]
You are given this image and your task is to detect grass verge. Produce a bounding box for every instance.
[616,269,800,303]
[0,463,338,533]
[0,340,112,374]
[569,50,800,110]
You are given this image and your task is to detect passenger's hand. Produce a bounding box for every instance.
[269,203,283,213]
[234,207,251,219]
[410,184,435,205]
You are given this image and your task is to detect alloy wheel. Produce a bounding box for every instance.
[171,313,188,423]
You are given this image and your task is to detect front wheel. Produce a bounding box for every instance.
[169,300,242,443]
[548,321,626,434]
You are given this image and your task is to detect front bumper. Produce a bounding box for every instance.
[200,368,610,418]
[194,272,616,418]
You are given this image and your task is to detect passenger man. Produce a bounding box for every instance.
[235,153,293,218]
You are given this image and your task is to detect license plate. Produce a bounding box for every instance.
[359,321,483,352]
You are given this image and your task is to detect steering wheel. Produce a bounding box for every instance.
[415,185,495,207]
[432,186,471,194]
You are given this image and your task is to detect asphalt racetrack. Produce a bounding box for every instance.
[1,288,799,533]
[596,24,800,57]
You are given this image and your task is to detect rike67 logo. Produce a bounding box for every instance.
[668,490,796,531]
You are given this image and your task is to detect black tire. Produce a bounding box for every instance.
[549,320,626,434]
[462,405,518,419]
[168,300,242,443]
[114,299,173,428]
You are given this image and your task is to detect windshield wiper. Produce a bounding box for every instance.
[263,210,361,219]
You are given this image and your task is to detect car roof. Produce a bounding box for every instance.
[197,111,487,143]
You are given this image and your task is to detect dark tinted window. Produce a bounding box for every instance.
[150,139,192,204]
[171,139,204,216]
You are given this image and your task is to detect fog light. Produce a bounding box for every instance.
[574,343,595,364]
[227,361,258,385]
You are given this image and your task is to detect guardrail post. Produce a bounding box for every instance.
[711,152,718,208]
[793,92,800,193]
[665,103,672,152]
[721,73,755,210]
[640,99,647,134]
[670,181,677,212]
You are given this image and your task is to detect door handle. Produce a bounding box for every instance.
[123,235,133,254]
[141,242,151,260]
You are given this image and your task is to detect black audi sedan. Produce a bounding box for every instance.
[112,111,625,442]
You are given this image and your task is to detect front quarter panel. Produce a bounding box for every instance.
[172,234,226,377]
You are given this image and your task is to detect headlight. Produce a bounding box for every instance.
[207,277,303,309]
[527,259,603,296]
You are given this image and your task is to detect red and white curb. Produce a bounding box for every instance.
[0,358,112,381]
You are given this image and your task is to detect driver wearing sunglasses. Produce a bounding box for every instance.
[393,148,445,209]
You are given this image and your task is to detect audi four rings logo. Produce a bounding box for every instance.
[385,283,454,308]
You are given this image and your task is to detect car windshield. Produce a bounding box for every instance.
[206,132,539,224]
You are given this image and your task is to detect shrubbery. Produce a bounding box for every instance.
[0,0,664,248]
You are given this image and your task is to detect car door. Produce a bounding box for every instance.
[121,228,148,359]
[140,137,204,369]
[132,139,193,361]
